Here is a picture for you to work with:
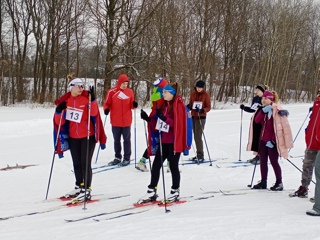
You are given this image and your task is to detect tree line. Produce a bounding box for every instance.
[0,0,319,106]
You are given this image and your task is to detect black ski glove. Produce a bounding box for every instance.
[89,86,95,101]
[133,101,138,108]
[140,109,151,122]
[195,107,204,113]
[56,101,67,113]
[240,104,245,110]
[309,107,313,112]
[104,109,110,116]
[156,108,167,122]
[278,109,289,117]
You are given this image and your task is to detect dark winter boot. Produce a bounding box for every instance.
[248,156,260,165]
[108,158,121,166]
[270,181,283,191]
[120,159,131,166]
[252,180,267,189]
[292,185,308,197]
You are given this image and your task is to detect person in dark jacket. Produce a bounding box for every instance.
[242,84,267,164]
[188,80,211,162]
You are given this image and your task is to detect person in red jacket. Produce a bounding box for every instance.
[187,80,211,162]
[305,89,320,216]
[137,82,189,204]
[103,74,138,166]
[54,75,106,202]
[292,93,320,199]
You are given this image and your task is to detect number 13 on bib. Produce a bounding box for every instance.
[65,107,84,123]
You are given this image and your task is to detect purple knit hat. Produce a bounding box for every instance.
[262,91,274,101]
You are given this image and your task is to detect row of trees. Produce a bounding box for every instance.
[0,0,320,106]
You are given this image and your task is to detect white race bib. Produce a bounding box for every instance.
[192,101,203,109]
[156,118,170,133]
[65,107,83,123]
[251,103,261,111]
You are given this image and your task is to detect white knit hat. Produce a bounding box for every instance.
[68,78,83,91]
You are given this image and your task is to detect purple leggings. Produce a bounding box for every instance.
[259,140,282,182]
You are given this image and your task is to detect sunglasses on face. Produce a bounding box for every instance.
[71,83,84,88]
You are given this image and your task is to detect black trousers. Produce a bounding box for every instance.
[142,148,149,159]
[69,136,96,188]
[112,126,131,161]
[148,143,181,190]
[251,122,262,152]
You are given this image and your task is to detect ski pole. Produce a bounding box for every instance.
[286,158,316,185]
[248,155,259,188]
[239,109,243,161]
[94,115,107,164]
[198,113,212,166]
[159,129,171,213]
[83,93,92,210]
[143,120,152,174]
[45,110,64,200]
[289,111,310,155]
[134,108,137,168]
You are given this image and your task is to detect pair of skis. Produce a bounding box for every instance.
[0,194,129,221]
[65,194,215,222]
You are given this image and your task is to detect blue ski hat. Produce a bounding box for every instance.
[163,84,176,96]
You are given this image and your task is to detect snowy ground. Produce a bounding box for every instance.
[0,102,318,240]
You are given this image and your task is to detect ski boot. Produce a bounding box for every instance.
[252,180,267,189]
[270,181,283,191]
[108,158,121,166]
[136,157,149,172]
[137,187,158,204]
[60,185,82,199]
[289,185,308,197]
[120,159,131,166]
[70,188,92,204]
[165,188,180,203]
[247,155,260,165]
[306,209,320,216]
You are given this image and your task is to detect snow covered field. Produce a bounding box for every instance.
[0,103,318,240]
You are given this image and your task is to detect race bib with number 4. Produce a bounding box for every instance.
[65,107,84,123]
[156,118,170,133]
